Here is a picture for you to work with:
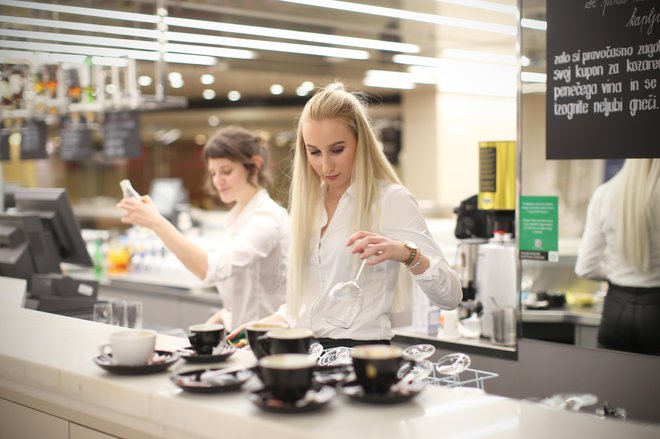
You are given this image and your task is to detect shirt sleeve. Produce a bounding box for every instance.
[204,208,283,284]
[380,185,463,310]
[575,185,608,280]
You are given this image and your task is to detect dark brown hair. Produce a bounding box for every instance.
[202,125,272,196]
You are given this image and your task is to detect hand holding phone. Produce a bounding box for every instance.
[120,179,141,199]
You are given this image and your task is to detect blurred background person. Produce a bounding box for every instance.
[576,159,660,355]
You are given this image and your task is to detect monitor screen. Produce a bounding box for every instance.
[0,212,61,288]
[14,188,93,267]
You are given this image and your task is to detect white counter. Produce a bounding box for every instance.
[0,307,658,439]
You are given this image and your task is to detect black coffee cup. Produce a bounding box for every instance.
[188,323,225,355]
[267,327,314,355]
[351,344,404,394]
[246,322,288,360]
[258,354,318,403]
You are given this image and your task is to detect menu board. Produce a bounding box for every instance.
[60,116,93,161]
[0,124,9,161]
[546,0,660,159]
[20,119,48,160]
[102,110,141,159]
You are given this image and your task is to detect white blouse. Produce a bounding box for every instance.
[575,178,660,287]
[277,181,462,340]
[205,189,289,328]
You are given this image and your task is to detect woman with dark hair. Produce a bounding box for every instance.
[117,126,289,329]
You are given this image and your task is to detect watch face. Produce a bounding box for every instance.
[405,241,418,251]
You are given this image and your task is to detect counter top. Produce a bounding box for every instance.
[522,305,602,327]
[1,307,658,439]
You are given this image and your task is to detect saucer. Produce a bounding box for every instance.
[339,381,424,404]
[94,350,179,375]
[178,344,236,363]
[248,385,336,414]
[313,364,353,387]
[171,367,254,393]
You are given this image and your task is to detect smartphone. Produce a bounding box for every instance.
[119,179,141,199]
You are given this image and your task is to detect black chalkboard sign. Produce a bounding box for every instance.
[20,119,48,160]
[60,115,93,161]
[102,110,141,159]
[546,0,660,159]
[0,125,9,161]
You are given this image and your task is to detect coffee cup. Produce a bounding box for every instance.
[351,344,404,394]
[188,323,225,355]
[246,321,288,359]
[258,354,318,403]
[266,327,314,355]
[99,329,157,366]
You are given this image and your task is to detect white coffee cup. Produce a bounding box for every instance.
[99,329,157,366]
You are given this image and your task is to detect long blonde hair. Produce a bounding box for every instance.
[616,158,660,272]
[287,82,402,317]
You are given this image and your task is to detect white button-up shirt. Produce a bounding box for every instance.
[575,178,660,287]
[205,189,289,328]
[277,181,462,340]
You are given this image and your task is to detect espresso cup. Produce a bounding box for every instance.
[246,321,288,359]
[188,323,225,355]
[258,354,318,403]
[266,327,314,355]
[351,344,404,394]
[99,329,157,366]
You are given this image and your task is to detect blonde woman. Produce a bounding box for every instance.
[118,126,289,330]
[230,83,461,348]
[576,159,660,355]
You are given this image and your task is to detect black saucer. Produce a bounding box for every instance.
[179,344,236,363]
[94,350,180,375]
[248,385,336,414]
[170,367,254,393]
[339,381,424,404]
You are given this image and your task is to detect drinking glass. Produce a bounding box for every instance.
[109,299,127,327]
[92,302,114,325]
[312,259,367,329]
[125,301,143,329]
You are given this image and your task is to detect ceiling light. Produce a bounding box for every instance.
[208,115,220,127]
[195,134,208,146]
[170,80,184,89]
[202,89,216,100]
[279,0,516,35]
[441,49,517,65]
[363,71,417,90]
[4,0,420,53]
[201,74,215,85]
[0,39,216,66]
[138,76,153,87]
[435,0,517,15]
[270,84,284,95]
[521,72,547,83]
[301,81,315,92]
[165,16,418,53]
[168,72,183,82]
[296,86,309,97]
[521,19,547,31]
[227,91,241,101]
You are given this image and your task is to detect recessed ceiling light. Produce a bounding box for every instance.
[194,134,207,145]
[202,89,216,99]
[208,115,220,126]
[168,71,182,82]
[270,84,284,95]
[228,90,241,101]
[301,81,315,91]
[138,75,152,87]
[201,74,215,85]
[295,86,309,97]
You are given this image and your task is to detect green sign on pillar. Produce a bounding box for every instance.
[519,196,559,262]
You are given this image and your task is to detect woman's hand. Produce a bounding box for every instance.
[116,195,163,230]
[346,230,409,265]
